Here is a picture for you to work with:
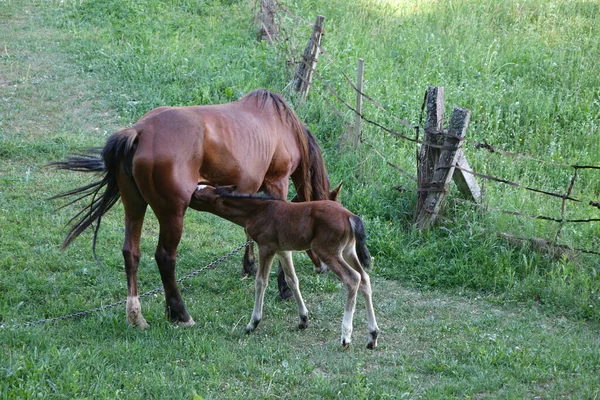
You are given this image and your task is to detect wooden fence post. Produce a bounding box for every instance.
[353,58,365,147]
[453,150,482,202]
[416,86,445,217]
[415,106,471,230]
[294,15,325,101]
[257,0,278,44]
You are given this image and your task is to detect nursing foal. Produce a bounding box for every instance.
[190,185,379,349]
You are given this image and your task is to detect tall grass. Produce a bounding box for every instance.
[1,1,600,397]
[50,0,600,320]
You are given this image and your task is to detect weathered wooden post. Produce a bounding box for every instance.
[453,149,482,203]
[257,0,278,44]
[415,106,471,229]
[294,15,325,101]
[416,86,445,216]
[353,58,365,147]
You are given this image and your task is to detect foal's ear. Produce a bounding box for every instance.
[329,181,343,202]
[215,185,237,196]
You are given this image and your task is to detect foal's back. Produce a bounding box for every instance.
[247,200,355,252]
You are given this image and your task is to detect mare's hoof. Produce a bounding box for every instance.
[243,261,258,276]
[366,341,376,349]
[177,317,196,328]
[129,320,150,330]
[279,288,294,301]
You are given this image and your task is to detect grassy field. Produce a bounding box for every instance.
[1,0,599,398]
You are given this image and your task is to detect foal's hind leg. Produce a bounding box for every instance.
[119,173,150,329]
[277,251,309,329]
[155,212,195,326]
[345,246,379,349]
[316,250,360,348]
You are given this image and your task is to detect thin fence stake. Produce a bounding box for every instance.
[354,58,364,147]
[294,15,325,101]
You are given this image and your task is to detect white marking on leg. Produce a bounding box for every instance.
[339,264,360,347]
[359,272,379,348]
[279,252,309,328]
[246,251,275,332]
[126,296,149,329]
[196,184,208,191]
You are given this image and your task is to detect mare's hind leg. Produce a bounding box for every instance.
[155,212,194,326]
[277,251,309,329]
[344,245,379,349]
[119,173,150,329]
[246,247,276,333]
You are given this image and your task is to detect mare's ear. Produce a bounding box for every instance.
[329,181,343,202]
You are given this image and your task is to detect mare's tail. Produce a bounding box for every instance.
[349,215,371,269]
[48,128,139,257]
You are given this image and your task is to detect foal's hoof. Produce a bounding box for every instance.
[298,315,309,330]
[341,340,351,350]
[366,330,379,349]
[245,320,260,333]
[314,263,328,274]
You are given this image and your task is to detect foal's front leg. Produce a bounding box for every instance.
[278,251,309,329]
[245,248,276,333]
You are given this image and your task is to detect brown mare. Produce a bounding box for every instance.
[49,89,331,329]
[190,184,379,349]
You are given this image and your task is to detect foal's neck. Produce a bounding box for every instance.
[215,196,276,227]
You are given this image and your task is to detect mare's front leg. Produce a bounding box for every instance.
[246,248,276,333]
[155,212,195,327]
[242,235,257,275]
[278,251,309,329]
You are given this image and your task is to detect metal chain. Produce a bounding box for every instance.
[1,241,252,330]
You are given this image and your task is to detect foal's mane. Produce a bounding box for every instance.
[215,187,284,202]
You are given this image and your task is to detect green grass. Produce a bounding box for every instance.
[1,0,600,398]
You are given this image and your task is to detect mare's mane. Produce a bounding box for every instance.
[245,89,299,126]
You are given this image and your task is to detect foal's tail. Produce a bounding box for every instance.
[48,128,139,258]
[349,215,371,269]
